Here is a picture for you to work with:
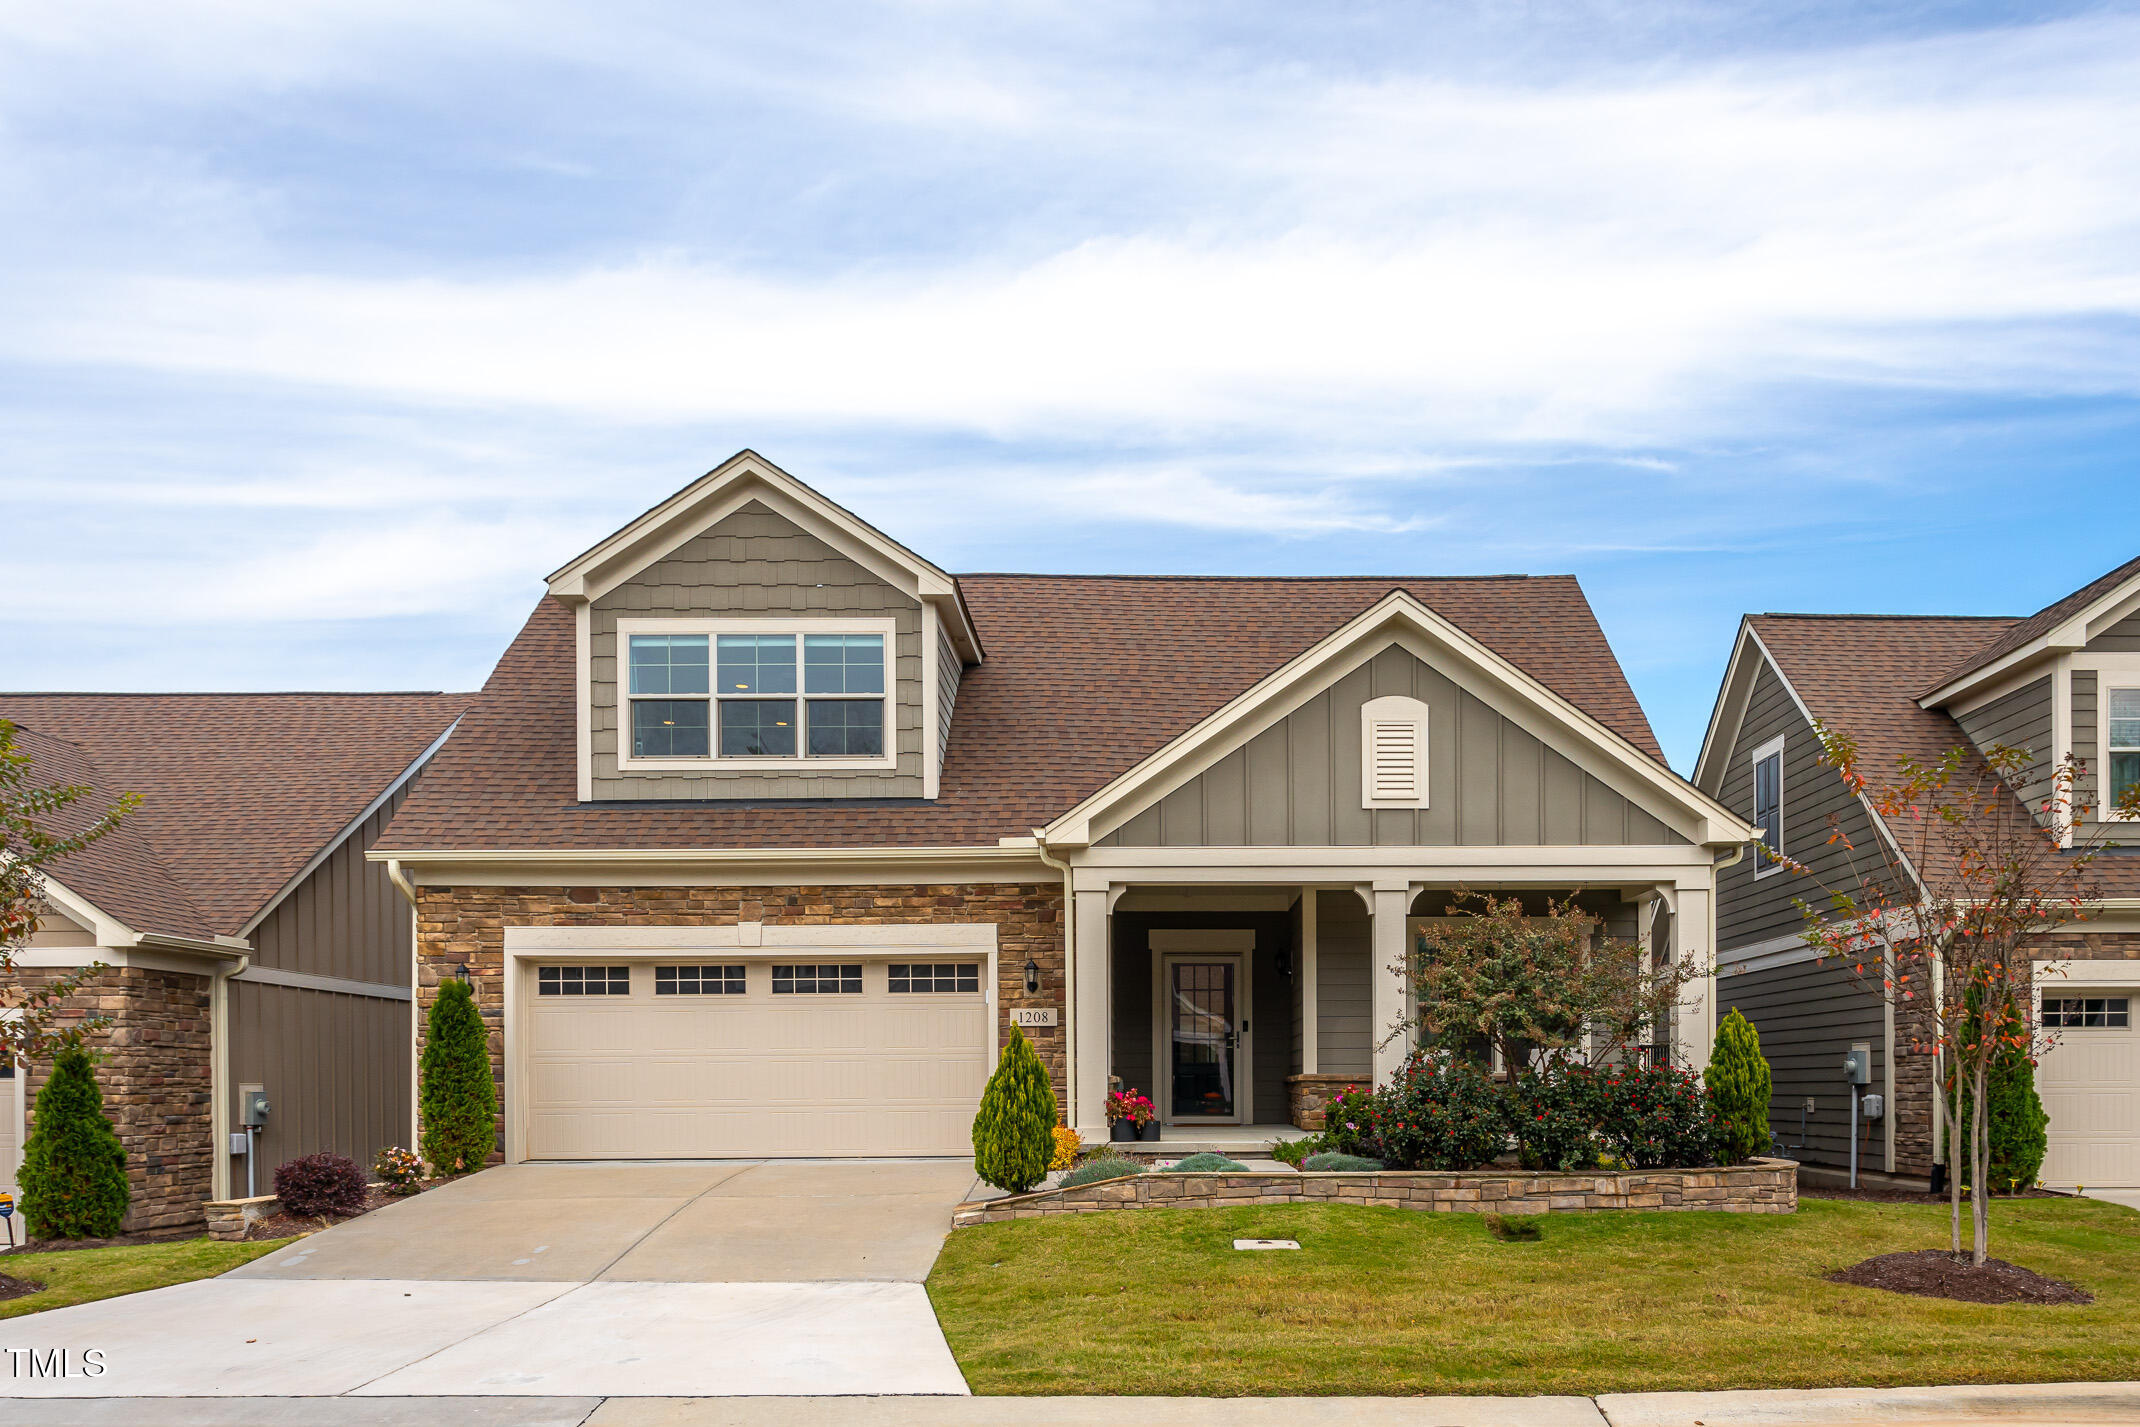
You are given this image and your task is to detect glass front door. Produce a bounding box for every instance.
[1168,960,1238,1120]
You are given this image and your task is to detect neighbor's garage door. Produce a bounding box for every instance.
[2038,989,2138,1189]
[521,959,991,1158]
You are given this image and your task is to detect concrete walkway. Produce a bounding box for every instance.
[0,1160,975,1398]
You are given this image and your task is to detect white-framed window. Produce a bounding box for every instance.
[654,965,747,996]
[2109,686,2140,817]
[771,963,863,994]
[2043,995,2130,1029]
[537,965,631,996]
[888,962,980,994]
[1750,735,1784,876]
[617,618,895,769]
[1360,695,1430,809]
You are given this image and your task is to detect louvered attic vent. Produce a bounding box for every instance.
[1360,695,1430,809]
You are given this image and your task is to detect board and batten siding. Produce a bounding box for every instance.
[588,500,925,800]
[1716,958,1886,1172]
[1716,659,1881,952]
[1098,645,1687,849]
[1954,675,2054,821]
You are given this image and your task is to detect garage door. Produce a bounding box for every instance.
[520,958,991,1158]
[2038,990,2138,1189]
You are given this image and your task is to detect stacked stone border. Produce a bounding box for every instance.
[952,1157,1797,1226]
[202,1194,280,1241]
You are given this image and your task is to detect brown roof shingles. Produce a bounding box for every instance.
[1,692,473,936]
[1922,553,2140,695]
[378,573,1665,853]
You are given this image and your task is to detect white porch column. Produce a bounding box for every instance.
[1299,887,1319,1074]
[1072,886,1112,1137]
[1370,879,1411,1085]
[1674,882,1716,1070]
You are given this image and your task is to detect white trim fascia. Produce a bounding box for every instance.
[371,844,1046,882]
[233,965,413,1001]
[504,922,999,952]
[1919,571,2140,710]
[576,599,594,802]
[2033,959,2140,986]
[1693,619,1761,794]
[1045,590,1750,849]
[1716,929,1825,976]
[237,719,461,938]
[1749,733,1786,881]
[14,943,241,976]
[33,876,135,949]
[1944,662,2058,720]
[1074,844,1716,873]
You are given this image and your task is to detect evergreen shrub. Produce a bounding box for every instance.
[17,1044,129,1239]
[274,1153,368,1217]
[419,977,497,1176]
[1707,1008,1773,1162]
[972,1025,1056,1193]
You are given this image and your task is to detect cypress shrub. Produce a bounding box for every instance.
[419,978,496,1176]
[1708,1008,1773,1163]
[971,1025,1056,1193]
[18,1044,129,1239]
[1957,995,2050,1193]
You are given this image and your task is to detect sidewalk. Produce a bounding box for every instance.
[3,1383,2135,1426]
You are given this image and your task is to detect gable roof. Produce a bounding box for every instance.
[1,692,473,936]
[377,572,1669,854]
[1920,553,2140,704]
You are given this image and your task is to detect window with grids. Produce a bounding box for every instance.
[2043,995,2130,1028]
[537,965,631,996]
[1752,745,1783,872]
[654,964,747,996]
[2111,688,2140,813]
[771,963,863,994]
[626,629,887,761]
[888,962,980,994]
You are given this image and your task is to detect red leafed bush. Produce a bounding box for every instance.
[273,1152,369,1217]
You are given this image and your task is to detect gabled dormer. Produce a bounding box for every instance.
[547,451,982,803]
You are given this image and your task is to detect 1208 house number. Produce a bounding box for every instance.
[1010,1008,1057,1028]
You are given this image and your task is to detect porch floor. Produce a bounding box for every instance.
[1136,1123,1309,1155]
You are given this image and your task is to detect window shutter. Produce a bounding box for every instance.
[1360,696,1430,808]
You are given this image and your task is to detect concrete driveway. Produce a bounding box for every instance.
[2,1160,976,1399]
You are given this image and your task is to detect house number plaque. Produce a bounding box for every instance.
[1010,1007,1057,1028]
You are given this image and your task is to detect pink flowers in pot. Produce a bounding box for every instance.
[1106,1088,1156,1127]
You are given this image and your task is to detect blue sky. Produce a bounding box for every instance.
[7,2,2139,772]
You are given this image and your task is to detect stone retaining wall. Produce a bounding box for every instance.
[1283,1073,1357,1130]
[203,1194,280,1242]
[953,1157,1797,1226]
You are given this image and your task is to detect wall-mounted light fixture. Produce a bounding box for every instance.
[1023,957,1041,995]
[453,963,471,984]
[1275,946,1294,980]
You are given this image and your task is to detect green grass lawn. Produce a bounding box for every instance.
[0,1236,293,1319]
[927,1196,2140,1396]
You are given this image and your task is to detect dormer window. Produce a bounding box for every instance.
[621,619,893,767]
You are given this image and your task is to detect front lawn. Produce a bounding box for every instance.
[927,1196,2139,1396]
[0,1236,292,1319]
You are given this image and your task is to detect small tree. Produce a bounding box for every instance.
[419,977,496,1176]
[18,1043,129,1238]
[972,1025,1055,1193]
[1954,992,2048,1194]
[1708,1008,1773,1162]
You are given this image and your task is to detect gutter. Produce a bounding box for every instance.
[1032,830,1077,1135]
[365,844,1044,868]
[384,857,418,907]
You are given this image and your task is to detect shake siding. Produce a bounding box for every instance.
[1716,958,1886,1172]
[1716,660,1879,951]
[1954,675,2054,820]
[588,500,925,800]
[1316,892,1372,1078]
[1099,644,1687,848]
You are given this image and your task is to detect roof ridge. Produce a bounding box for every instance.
[954,572,1549,583]
[0,690,469,698]
[1754,612,2020,623]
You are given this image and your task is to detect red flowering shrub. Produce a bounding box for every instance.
[1597,1062,1723,1168]
[1358,1053,1507,1170]
[1505,1065,1604,1171]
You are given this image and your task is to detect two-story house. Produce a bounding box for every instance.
[372,451,1750,1164]
[1696,556,2140,1191]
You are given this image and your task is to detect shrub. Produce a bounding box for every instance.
[1505,1065,1603,1171]
[1595,1062,1722,1168]
[1061,1157,1146,1188]
[1302,1151,1385,1172]
[420,978,496,1176]
[972,1025,1057,1193]
[1270,1133,1329,1168]
[1318,1085,1378,1158]
[1369,1053,1507,1170]
[373,1145,425,1196]
[1049,1126,1082,1173]
[17,1044,128,1239]
[1708,1008,1773,1162]
[274,1152,369,1217]
[1168,1152,1248,1172]
[1957,995,2049,1193]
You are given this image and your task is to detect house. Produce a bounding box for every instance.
[1696,557,2140,1190]
[3,692,471,1232]
[371,451,1750,1164]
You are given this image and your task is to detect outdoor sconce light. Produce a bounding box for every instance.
[453,963,471,984]
[1275,946,1294,980]
[1023,957,1041,995]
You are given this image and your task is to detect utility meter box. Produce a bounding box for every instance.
[241,1089,272,1127]
[1842,1047,1871,1086]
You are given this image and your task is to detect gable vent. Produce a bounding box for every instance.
[1360,695,1430,809]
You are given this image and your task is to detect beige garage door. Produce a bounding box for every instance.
[2038,990,2137,1189]
[521,959,991,1159]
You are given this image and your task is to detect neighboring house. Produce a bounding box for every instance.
[1696,556,2140,1191]
[2,692,471,1232]
[372,451,1750,1166]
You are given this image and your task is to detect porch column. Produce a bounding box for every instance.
[1370,879,1411,1085]
[1072,886,1112,1137]
[1299,887,1319,1074]
[1673,882,1715,1069]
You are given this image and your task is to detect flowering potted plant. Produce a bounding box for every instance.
[1105,1088,1155,1142]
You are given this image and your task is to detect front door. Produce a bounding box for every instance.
[1164,956,1246,1123]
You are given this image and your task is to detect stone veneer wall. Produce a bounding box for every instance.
[18,966,214,1235]
[1284,1073,1357,1129]
[955,1158,1798,1226]
[415,882,1066,1162]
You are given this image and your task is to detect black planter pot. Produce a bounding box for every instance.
[1109,1121,1137,1143]
[1138,1121,1163,1142]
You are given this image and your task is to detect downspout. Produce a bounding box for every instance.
[1032,831,1076,1138]
[209,948,251,1203]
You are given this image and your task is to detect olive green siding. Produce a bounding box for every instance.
[2076,669,2100,820]
[1954,675,2054,822]
[2087,611,2140,652]
[1315,891,1373,1078]
[1097,643,1687,848]
[1716,957,1886,1172]
[588,500,925,800]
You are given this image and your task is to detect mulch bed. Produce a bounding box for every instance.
[1801,1184,2069,1205]
[0,1273,47,1302]
[1828,1248,2093,1305]
[243,1183,434,1241]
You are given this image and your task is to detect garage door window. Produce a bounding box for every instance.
[655,965,746,995]
[889,963,980,993]
[2044,996,2130,1028]
[772,964,863,994]
[538,965,631,996]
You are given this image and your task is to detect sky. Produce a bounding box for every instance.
[6,1,2139,773]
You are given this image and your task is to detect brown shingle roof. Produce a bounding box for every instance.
[1922,553,2140,695]
[378,574,1665,853]
[0,693,474,935]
